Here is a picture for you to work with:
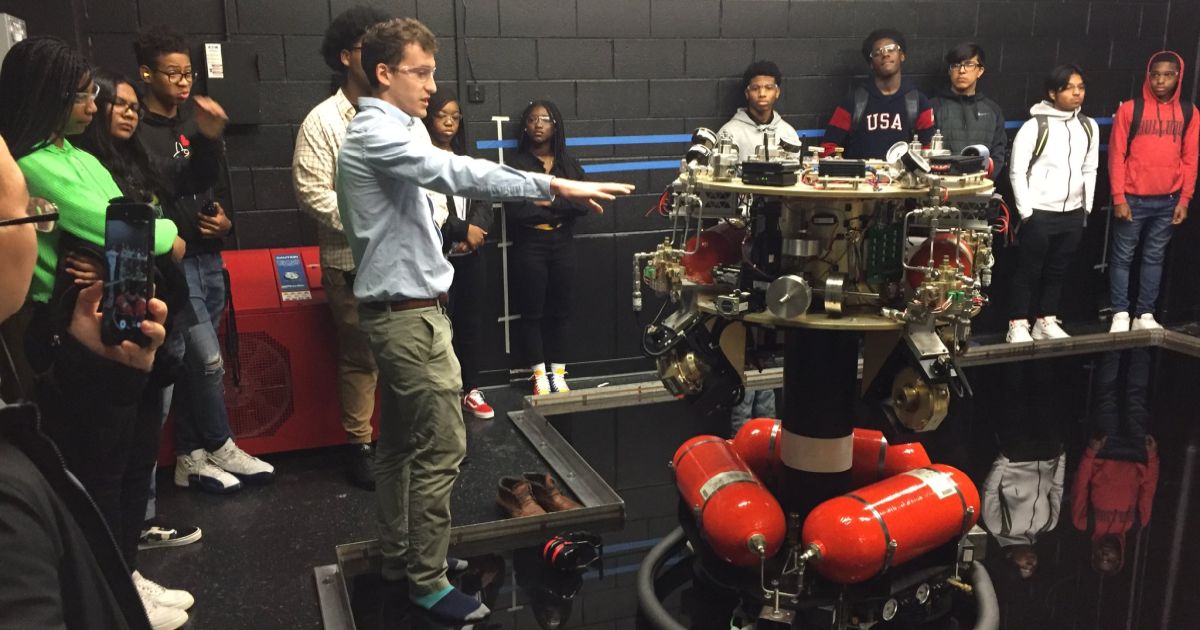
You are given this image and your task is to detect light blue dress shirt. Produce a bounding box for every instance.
[336,97,553,302]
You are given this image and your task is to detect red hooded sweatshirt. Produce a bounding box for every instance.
[1109,50,1200,207]
[1070,444,1159,565]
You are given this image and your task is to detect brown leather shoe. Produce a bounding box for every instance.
[523,472,582,512]
[497,476,546,518]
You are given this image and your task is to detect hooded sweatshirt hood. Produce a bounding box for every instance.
[1109,49,1199,206]
[717,108,799,159]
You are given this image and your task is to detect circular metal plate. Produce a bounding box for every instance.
[766,275,812,319]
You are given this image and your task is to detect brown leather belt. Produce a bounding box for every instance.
[363,293,448,312]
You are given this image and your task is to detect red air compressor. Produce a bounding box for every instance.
[800,464,980,584]
[672,435,786,567]
[158,248,378,464]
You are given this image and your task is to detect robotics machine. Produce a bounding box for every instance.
[634,129,1003,629]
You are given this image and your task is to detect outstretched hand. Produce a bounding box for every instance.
[549,178,635,214]
[68,282,167,373]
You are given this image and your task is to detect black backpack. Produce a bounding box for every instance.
[1029,113,1095,169]
[1126,96,1195,153]
[852,85,920,132]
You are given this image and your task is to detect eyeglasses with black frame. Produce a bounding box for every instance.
[950,61,983,72]
[0,198,59,233]
[153,67,197,85]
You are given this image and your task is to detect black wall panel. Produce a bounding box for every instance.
[2,0,1197,371]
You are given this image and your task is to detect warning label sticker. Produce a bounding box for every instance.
[904,468,957,500]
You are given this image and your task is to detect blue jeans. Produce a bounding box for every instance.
[1093,348,1151,439]
[730,389,777,437]
[1109,192,1178,315]
[173,252,234,454]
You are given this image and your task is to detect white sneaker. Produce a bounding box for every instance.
[1109,312,1130,333]
[1032,316,1070,340]
[1132,313,1163,330]
[133,570,195,610]
[175,449,241,493]
[549,364,570,393]
[208,438,275,484]
[141,599,187,630]
[1006,319,1033,343]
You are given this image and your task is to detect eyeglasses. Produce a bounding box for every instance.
[950,61,982,72]
[871,43,901,59]
[0,198,59,233]
[747,82,778,92]
[1149,70,1179,80]
[153,67,197,85]
[526,114,554,125]
[435,112,462,121]
[73,83,100,104]
[393,65,436,82]
[112,97,141,116]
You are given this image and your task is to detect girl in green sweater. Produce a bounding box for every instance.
[0,39,180,305]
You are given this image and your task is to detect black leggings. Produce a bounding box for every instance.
[1010,209,1084,319]
[449,250,486,391]
[511,227,574,366]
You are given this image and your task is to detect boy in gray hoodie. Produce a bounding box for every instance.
[718,60,799,159]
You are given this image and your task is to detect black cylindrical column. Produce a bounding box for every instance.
[779,328,858,519]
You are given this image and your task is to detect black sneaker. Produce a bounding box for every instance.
[138,522,202,550]
[347,442,376,490]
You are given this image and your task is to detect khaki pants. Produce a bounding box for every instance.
[358,304,465,598]
[322,268,378,444]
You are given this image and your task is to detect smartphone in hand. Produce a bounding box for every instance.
[101,200,156,346]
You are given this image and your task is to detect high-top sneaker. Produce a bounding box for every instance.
[208,438,275,484]
[532,367,552,396]
[549,363,570,393]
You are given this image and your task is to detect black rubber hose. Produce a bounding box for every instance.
[971,560,1000,630]
[636,527,688,630]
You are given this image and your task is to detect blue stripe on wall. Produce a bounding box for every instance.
[477,118,1116,172]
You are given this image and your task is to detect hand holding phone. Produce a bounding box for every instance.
[101,201,156,347]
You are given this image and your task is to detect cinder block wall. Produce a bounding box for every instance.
[9,0,1197,374]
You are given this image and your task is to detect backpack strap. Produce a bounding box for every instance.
[1126,97,1144,153]
[851,85,869,130]
[1029,115,1050,170]
[1126,97,1194,155]
[904,89,920,132]
[1078,113,1094,151]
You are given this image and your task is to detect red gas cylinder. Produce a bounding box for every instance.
[906,232,974,289]
[801,464,980,584]
[681,222,745,284]
[672,435,786,567]
[732,421,930,486]
[851,429,932,487]
[730,418,782,481]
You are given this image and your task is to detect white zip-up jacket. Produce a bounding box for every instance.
[1009,101,1100,219]
[717,109,800,160]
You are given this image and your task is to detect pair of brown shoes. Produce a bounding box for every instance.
[497,473,582,518]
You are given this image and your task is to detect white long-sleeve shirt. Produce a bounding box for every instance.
[982,452,1066,548]
[1009,101,1099,219]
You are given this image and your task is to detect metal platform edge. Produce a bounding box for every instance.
[519,329,1200,416]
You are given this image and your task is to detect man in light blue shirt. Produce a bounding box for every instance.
[336,17,632,624]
